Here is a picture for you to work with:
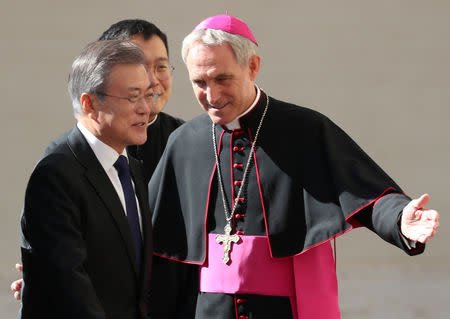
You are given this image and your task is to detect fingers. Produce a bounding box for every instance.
[427,211,440,235]
[424,210,439,222]
[414,209,423,220]
[14,291,21,301]
[11,265,24,301]
[417,227,437,243]
[416,229,433,243]
[11,279,22,290]
[416,213,439,243]
[11,279,23,301]
[412,194,430,210]
[422,210,440,232]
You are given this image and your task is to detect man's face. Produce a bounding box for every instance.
[130,34,172,121]
[92,63,151,153]
[186,41,259,125]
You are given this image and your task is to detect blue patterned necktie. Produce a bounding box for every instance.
[114,155,143,270]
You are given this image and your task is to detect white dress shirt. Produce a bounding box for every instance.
[77,122,143,233]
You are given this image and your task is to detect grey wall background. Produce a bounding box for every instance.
[1,0,448,318]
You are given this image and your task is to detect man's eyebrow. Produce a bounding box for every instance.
[215,73,233,78]
[127,84,152,92]
[127,87,141,92]
[191,77,204,82]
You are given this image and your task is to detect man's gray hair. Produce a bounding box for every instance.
[68,39,146,117]
[181,29,257,66]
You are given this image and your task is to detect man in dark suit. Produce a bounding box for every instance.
[12,19,185,303]
[20,39,154,319]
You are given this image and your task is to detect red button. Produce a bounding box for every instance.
[234,180,242,186]
[235,214,245,220]
[233,146,244,152]
[236,298,248,304]
[233,130,244,136]
[234,197,245,203]
[236,230,245,235]
[239,316,248,319]
[233,163,244,169]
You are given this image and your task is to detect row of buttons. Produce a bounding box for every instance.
[233,130,247,235]
[236,297,248,319]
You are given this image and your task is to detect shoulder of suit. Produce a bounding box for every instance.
[44,128,73,155]
[36,129,82,173]
[29,149,79,189]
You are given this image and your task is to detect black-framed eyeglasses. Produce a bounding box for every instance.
[96,91,159,104]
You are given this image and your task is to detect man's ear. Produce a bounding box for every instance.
[80,93,98,120]
[248,54,261,81]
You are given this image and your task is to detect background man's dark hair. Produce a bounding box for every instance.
[99,19,169,55]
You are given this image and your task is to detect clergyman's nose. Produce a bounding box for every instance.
[206,86,219,106]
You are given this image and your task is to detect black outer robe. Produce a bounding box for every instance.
[128,111,185,185]
[148,91,424,318]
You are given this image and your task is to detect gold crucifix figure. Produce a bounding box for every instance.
[215,223,240,264]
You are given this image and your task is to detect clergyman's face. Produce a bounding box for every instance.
[130,34,172,121]
[93,63,152,153]
[186,41,260,125]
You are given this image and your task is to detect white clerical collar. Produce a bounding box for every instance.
[148,114,158,126]
[225,85,261,130]
[77,122,128,172]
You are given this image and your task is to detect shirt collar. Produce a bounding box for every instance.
[77,122,128,172]
[224,85,261,130]
[148,114,158,126]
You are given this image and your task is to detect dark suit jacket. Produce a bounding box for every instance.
[20,126,153,319]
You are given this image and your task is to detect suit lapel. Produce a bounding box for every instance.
[66,127,140,277]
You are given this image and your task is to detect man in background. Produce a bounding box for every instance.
[99,19,184,184]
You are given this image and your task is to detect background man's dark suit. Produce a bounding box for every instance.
[20,126,153,319]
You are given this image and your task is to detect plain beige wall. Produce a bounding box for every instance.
[1,1,448,317]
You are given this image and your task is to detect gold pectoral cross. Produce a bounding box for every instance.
[215,223,240,264]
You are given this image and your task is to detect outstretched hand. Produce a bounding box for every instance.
[10,263,23,301]
[401,194,439,243]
